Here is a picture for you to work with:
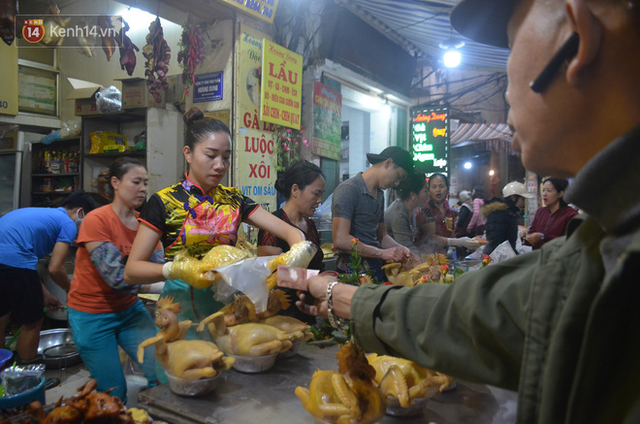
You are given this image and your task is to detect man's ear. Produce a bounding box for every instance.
[565,0,603,86]
[383,158,394,169]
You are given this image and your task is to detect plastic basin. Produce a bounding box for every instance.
[0,376,46,409]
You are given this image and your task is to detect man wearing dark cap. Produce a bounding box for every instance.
[281,0,640,422]
[331,146,415,280]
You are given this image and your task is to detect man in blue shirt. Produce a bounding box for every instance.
[0,191,96,363]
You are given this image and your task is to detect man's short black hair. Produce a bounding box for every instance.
[61,190,97,213]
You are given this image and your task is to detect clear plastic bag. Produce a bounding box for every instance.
[212,256,275,312]
[210,241,318,313]
[489,240,517,264]
[59,119,81,138]
[1,364,45,396]
[95,85,122,114]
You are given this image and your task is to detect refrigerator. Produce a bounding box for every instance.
[0,131,39,216]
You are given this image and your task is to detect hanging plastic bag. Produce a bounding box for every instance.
[95,86,122,114]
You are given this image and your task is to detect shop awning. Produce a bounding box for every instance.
[339,0,509,70]
[451,123,518,155]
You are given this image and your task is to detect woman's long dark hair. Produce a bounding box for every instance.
[472,185,485,200]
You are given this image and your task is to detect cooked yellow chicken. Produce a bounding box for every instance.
[137,297,234,380]
[367,354,454,408]
[198,311,293,356]
[258,315,312,342]
[295,343,386,424]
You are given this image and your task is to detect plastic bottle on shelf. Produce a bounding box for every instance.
[44,151,51,173]
[50,150,62,174]
[69,151,79,174]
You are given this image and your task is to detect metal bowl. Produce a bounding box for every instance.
[443,379,458,391]
[230,354,277,373]
[37,329,82,369]
[166,373,220,397]
[385,395,428,417]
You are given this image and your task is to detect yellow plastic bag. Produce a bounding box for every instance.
[89,131,128,154]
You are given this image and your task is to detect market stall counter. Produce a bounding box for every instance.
[138,343,518,424]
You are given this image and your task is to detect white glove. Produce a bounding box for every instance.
[447,237,480,249]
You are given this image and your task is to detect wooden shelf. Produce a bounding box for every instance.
[81,109,146,123]
[32,191,74,195]
[32,173,79,177]
[85,151,145,158]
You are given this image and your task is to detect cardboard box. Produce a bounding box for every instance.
[0,42,19,116]
[67,77,103,116]
[117,78,166,109]
[166,74,185,104]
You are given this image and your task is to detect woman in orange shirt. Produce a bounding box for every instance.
[67,157,162,402]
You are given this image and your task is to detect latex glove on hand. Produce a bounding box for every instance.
[447,237,481,250]
[162,253,215,289]
[266,241,317,289]
[267,240,317,271]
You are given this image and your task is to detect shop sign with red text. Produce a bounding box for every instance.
[235,26,277,212]
[260,39,302,129]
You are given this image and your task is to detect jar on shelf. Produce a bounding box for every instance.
[43,178,54,192]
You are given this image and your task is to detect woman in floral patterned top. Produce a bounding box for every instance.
[125,108,304,330]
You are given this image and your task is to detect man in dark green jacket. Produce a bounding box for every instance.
[279,0,640,422]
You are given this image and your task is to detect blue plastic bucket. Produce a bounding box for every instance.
[0,376,46,409]
[0,349,13,370]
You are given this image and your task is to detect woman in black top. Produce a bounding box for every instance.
[258,161,325,270]
[258,161,325,323]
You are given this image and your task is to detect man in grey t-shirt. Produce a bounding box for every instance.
[332,146,415,280]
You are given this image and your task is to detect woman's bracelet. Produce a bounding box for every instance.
[326,281,348,329]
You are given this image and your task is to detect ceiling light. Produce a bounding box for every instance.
[464,161,472,169]
[439,36,465,68]
[444,50,462,68]
[438,37,465,50]
[382,97,391,120]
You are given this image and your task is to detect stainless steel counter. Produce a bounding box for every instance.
[138,343,517,424]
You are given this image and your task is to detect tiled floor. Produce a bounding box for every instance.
[43,360,147,408]
[44,363,91,404]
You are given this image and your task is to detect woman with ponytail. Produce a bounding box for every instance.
[68,157,159,402]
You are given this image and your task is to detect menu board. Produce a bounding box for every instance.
[260,39,302,129]
[411,107,449,176]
